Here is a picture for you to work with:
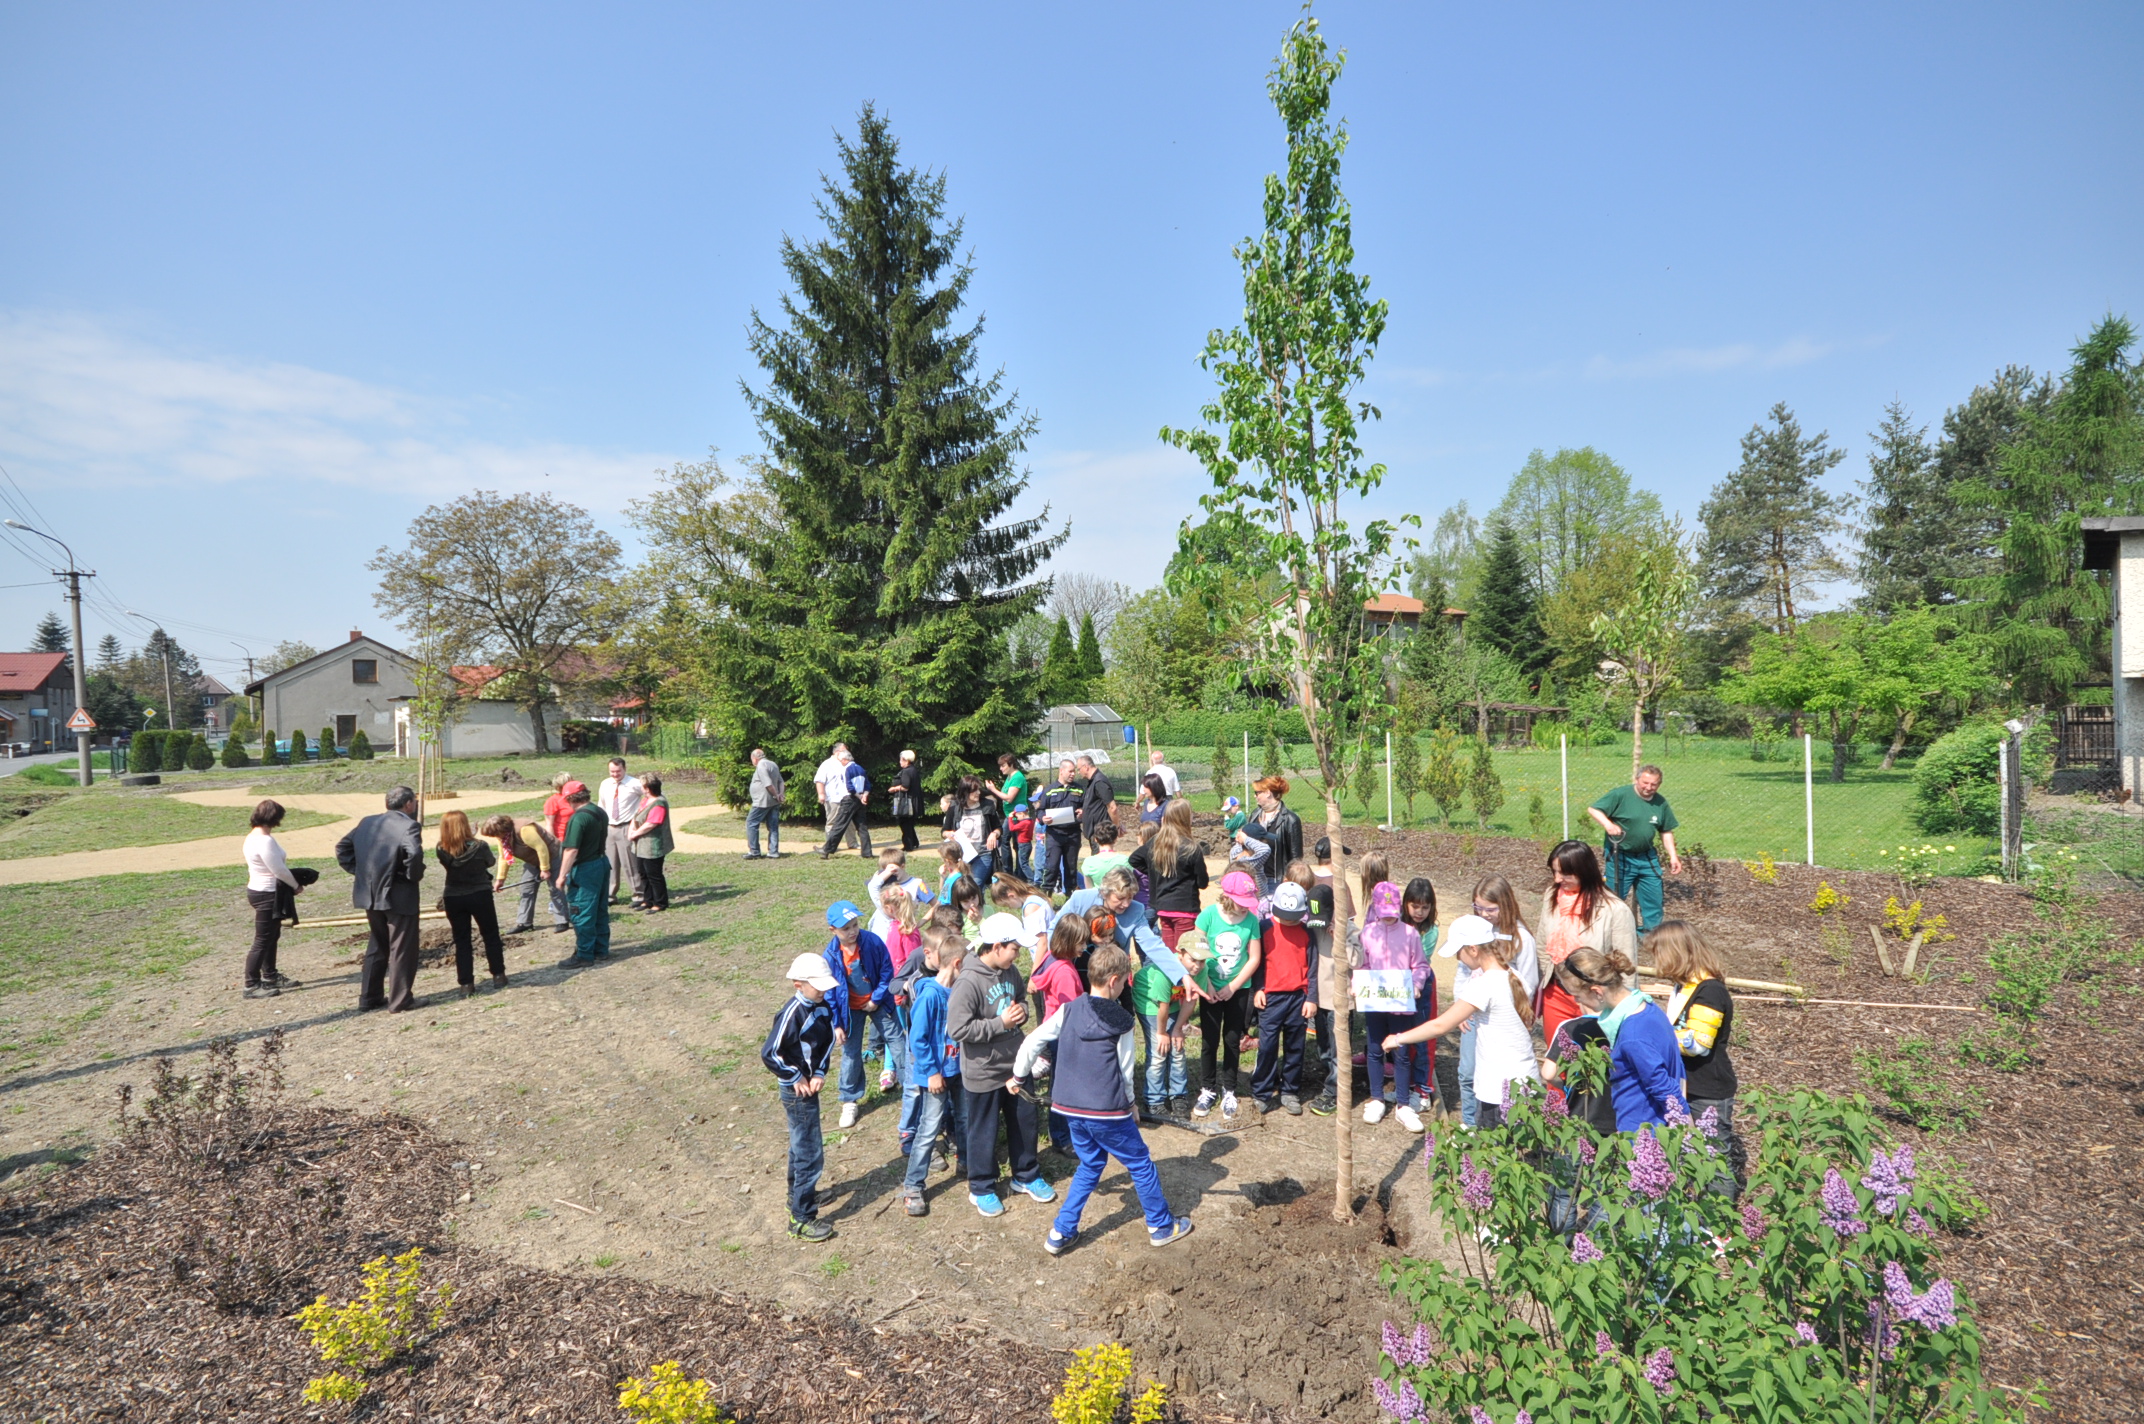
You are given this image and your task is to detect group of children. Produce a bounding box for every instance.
[761,831,1743,1249]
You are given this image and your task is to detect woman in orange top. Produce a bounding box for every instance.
[1536,840,1636,1047]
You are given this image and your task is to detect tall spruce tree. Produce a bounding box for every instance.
[95,634,123,672]
[1039,615,1080,704]
[1857,401,1941,613]
[1958,316,2143,703]
[32,612,68,654]
[1859,376,2037,613]
[707,107,1063,793]
[1075,612,1105,682]
[1698,402,1850,636]
[1469,518,1546,673]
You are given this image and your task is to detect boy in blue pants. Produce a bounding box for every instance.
[900,930,967,1215]
[1012,943,1195,1256]
[760,952,840,1243]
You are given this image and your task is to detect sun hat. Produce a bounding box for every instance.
[826,900,864,929]
[1368,881,1403,921]
[1438,912,1498,958]
[1268,881,1310,923]
[784,953,838,992]
[1218,870,1259,910]
[976,911,1032,947]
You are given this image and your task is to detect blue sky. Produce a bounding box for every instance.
[1,2,2138,684]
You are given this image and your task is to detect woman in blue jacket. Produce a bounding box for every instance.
[1555,947,1688,1131]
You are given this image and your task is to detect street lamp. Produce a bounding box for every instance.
[124,610,178,737]
[3,519,94,786]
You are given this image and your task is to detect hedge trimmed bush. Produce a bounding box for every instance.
[259,729,281,766]
[132,730,164,774]
[289,728,309,763]
[1912,723,2001,835]
[186,736,214,771]
[1144,708,1308,747]
[221,737,250,769]
[348,729,374,760]
[319,725,336,758]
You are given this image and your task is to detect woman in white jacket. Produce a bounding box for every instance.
[243,799,301,999]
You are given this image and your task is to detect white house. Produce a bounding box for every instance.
[2081,517,2144,795]
[391,664,564,757]
[243,631,415,750]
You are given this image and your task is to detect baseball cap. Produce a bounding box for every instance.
[826,900,864,929]
[560,780,587,798]
[784,953,838,992]
[1268,881,1310,923]
[1218,870,1259,910]
[1368,881,1403,921]
[1439,913,1498,958]
[976,911,1032,947]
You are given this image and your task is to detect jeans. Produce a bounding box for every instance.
[514,857,569,932]
[1039,830,1082,894]
[1197,992,1250,1093]
[781,1083,825,1223]
[443,891,506,984]
[1612,846,1664,936]
[840,1002,906,1103]
[1011,839,1036,882]
[1251,990,1306,1099]
[1457,1020,1480,1127]
[637,854,668,909]
[244,888,281,986]
[962,1081,1040,1194]
[1310,1007,1336,1092]
[901,1085,966,1194]
[1054,1115,1174,1240]
[745,805,781,856]
[1365,1009,1422,1104]
[566,859,612,959]
[900,1078,967,1171]
[1688,1095,1747,1198]
[1138,1010,1187,1106]
[968,850,994,890]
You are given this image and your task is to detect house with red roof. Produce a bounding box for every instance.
[0,651,80,753]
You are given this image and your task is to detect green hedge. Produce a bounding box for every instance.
[1912,722,2001,835]
[132,730,164,773]
[1145,708,1309,746]
[221,737,250,769]
[348,729,374,760]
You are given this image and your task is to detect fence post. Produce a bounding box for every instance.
[1242,731,1250,802]
[1560,733,1569,841]
[1803,733,1815,866]
[1384,729,1393,830]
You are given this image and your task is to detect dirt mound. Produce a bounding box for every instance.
[1086,1177,1401,1422]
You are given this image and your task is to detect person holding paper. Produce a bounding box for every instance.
[1355,880,1429,1133]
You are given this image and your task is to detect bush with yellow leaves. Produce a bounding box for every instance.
[618,1359,730,1424]
[1050,1342,1166,1424]
[292,1247,454,1406]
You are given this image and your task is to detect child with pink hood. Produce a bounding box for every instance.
[1358,880,1430,1133]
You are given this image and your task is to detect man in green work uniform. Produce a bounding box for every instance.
[552,780,612,964]
[1586,764,1681,938]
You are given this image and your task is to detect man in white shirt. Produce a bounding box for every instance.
[598,757,647,907]
[1148,748,1181,800]
[816,743,872,858]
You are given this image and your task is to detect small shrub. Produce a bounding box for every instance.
[260,729,281,766]
[1050,1342,1166,1424]
[1746,848,1779,884]
[1855,1037,1980,1131]
[1468,734,1504,830]
[221,738,251,769]
[1911,723,2002,835]
[1212,733,1231,807]
[186,736,214,771]
[1426,727,1466,828]
[133,729,163,773]
[293,1247,455,1407]
[618,1360,730,1424]
[1954,1028,2033,1073]
[1526,788,1549,845]
[1877,842,1955,891]
[1680,841,1719,909]
[289,728,309,763]
[347,729,374,760]
[319,725,337,759]
[1882,896,1954,944]
[1809,881,1848,916]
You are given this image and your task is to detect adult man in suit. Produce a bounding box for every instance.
[335,785,426,1012]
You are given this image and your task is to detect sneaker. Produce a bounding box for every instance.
[789,1217,835,1243]
[1256,1096,1280,1115]
[878,1069,896,1093]
[492,974,509,989]
[743,852,764,860]
[1138,1103,1160,1125]
[243,984,278,1000]
[1149,1219,1196,1249]
[1192,1089,1217,1119]
[271,972,301,988]
[1395,1105,1425,1134]
[1221,1091,1239,1121]
[931,1148,952,1175]
[1012,1177,1056,1204]
[1169,1095,1192,1116]
[1307,1092,1337,1117]
[969,1191,1006,1219]
[1363,1099,1387,1125]
[1282,1094,1304,1116]
[1044,1227,1078,1257]
[904,1191,929,1218]
[838,1102,860,1129]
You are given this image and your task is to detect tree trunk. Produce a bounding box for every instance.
[1880,710,1915,771]
[1629,697,1646,779]
[1830,738,1849,783]
[1327,795,1357,1224]
[528,699,551,755]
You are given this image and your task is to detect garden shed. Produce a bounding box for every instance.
[1038,703,1126,764]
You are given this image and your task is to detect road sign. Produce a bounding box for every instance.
[66,708,96,732]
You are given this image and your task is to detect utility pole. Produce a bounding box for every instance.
[3,519,94,786]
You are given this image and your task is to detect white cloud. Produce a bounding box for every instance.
[0,311,682,511]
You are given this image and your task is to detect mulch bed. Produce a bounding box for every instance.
[0,1105,1274,1423]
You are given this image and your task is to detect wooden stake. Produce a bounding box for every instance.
[1733,996,1985,1012]
[1868,925,1895,977]
[1902,931,1928,978]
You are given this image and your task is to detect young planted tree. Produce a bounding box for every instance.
[1469,734,1505,830]
[1161,14,1409,1221]
[1590,521,1700,777]
[1391,722,1422,823]
[1350,731,1379,819]
[1213,731,1232,807]
[1262,726,1284,781]
[1425,726,1467,828]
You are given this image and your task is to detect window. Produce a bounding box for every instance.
[352,659,378,684]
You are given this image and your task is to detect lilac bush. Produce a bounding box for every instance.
[1375,1077,2019,1423]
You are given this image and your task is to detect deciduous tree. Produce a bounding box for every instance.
[1590,521,1700,776]
[1489,446,1662,599]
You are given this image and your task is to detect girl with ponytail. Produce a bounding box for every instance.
[1382,913,1539,1128]
[1554,946,1688,1132]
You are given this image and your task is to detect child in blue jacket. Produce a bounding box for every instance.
[823,899,900,1129]
[1012,942,1195,1256]
[761,952,841,1242]
[900,929,968,1215]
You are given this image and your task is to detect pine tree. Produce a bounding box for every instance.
[32,612,68,654]
[261,729,281,766]
[700,107,1062,792]
[1040,616,1080,703]
[289,728,308,763]
[319,726,337,759]
[1469,519,1546,673]
[1076,612,1105,682]
[186,736,214,771]
[1698,403,1850,637]
[1469,735,1505,830]
[95,634,123,671]
[220,736,250,769]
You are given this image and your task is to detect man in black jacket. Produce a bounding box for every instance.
[1033,759,1085,894]
[335,785,426,1012]
[1076,754,1116,855]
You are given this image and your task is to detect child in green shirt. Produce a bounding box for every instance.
[1080,819,1132,888]
[1191,871,1263,1120]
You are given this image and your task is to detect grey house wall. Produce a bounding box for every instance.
[256,638,415,746]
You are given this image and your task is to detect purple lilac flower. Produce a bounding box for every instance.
[1883,1261,1958,1330]
[1460,1155,1495,1212]
[1595,1330,1616,1358]
[1905,1208,1932,1237]
[1697,1106,1721,1137]
[1664,1097,1693,1128]
[1739,1198,1767,1242]
[1543,1088,1569,1120]
[1515,1413,1533,1424]
[1577,1136,1597,1166]
[1629,1129,1675,1201]
[1372,1375,1424,1420]
[1643,1347,1677,1396]
[1470,1409,1493,1424]
[1794,1321,1820,1347]
[1861,1146,1916,1216]
[1571,1232,1604,1264]
[1820,1168,1866,1237]
[1380,1320,1433,1367]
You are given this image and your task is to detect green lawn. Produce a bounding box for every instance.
[0,789,340,861]
[0,865,256,1010]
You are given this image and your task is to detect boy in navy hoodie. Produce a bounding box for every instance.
[761,952,840,1243]
[1012,943,1195,1256]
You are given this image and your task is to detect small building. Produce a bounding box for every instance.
[0,651,80,753]
[195,673,236,733]
[1036,703,1127,766]
[389,664,564,757]
[2080,517,2144,796]
[244,631,416,750]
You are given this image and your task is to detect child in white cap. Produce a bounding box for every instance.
[1382,914,1542,1128]
[761,952,841,1242]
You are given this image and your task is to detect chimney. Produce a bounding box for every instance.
[349,630,363,643]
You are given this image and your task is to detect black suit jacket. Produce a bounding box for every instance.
[335,810,425,914]
[1082,770,1116,832]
